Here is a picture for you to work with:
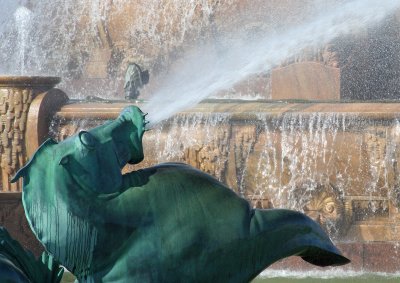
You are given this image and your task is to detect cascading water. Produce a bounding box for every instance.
[49,101,400,279]
[0,0,222,95]
[13,6,32,74]
[1,0,400,107]
[134,109,400,241]
[51,102,400,239]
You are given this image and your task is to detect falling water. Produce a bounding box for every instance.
[1,1,399,108]
[99,106,396,241]
[13,6,32,74]
[0,0,221,91]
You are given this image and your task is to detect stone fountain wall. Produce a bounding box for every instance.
[4,1,400,101]
[49,100,400,271]
[3,0,312,98]
[51,101,400,242]
[0,77,65,191]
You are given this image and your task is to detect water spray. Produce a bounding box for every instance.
[142,0,400,126]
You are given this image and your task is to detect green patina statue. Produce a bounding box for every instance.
[124,63,149,100]
[0,226,64,283]
[12,106,349,282]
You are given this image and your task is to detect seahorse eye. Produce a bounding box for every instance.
[79,131,96,150]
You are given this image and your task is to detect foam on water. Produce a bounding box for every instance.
[258,269,400,279]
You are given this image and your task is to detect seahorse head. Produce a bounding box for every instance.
[10,105,148,276]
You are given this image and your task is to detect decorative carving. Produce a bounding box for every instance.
[184,128,230,181]
[0,88,33,191]
[292,181,349,239]
[0,76,61,192]
[303,190,342,223]
[364,131,387,193]
[352,199,389,222]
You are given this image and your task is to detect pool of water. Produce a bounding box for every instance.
[251,270,400,283]
[61,270,400,282]
[252,276,399,282]
[253,278,399,283]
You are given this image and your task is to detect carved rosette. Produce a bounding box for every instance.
[0,76,61,192]
[291,181,349,239]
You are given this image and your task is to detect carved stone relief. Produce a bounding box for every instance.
[0,88,33,191]
[183,126,231,182]
[232,124,258,196]
[352,199,389,222]
[363,129,390,195]
[290,181,349,239]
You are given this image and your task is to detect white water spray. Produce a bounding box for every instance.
[14,6,33,75]
[142,0,400,125]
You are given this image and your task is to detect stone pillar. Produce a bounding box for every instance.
[0,76,62,191]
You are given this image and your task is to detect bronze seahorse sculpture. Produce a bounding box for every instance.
[12,106,349,282]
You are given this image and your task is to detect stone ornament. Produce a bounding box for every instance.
[0,87,32,192]
[0,76,61,192]
[124,63,149,100]
[12,106,349,282]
